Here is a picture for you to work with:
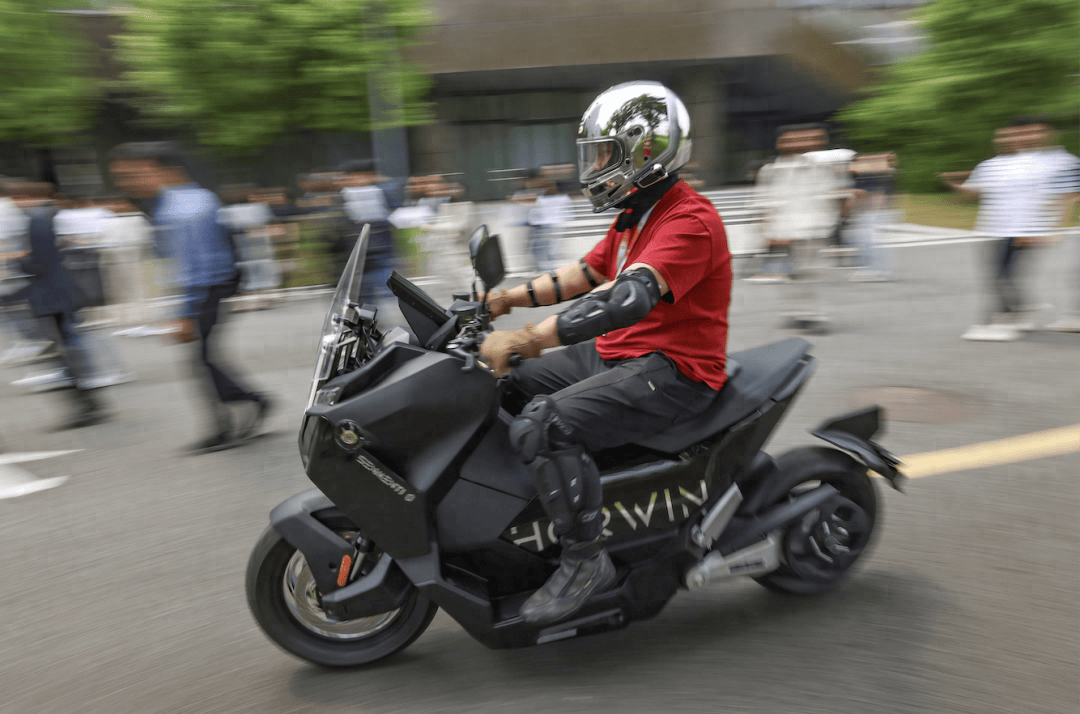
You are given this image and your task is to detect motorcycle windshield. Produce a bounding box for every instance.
[308,225,369,408]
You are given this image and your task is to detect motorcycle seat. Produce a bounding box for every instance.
[634,337,812,454]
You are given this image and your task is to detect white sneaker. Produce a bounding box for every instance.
[744,275,791,284]
[0,341,53,366]
[1044,315,1080,333]
[11,369,75,391]
[80,372,136,389]
[849,270,890,283]
[961,324,1021,342]
[129,324,179,337]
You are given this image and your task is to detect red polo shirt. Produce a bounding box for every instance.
[583,180,731,390]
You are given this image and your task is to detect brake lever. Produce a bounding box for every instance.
[447,346,478,373]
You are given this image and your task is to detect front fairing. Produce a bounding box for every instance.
[299,345,499,559]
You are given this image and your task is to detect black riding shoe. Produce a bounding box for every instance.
[520,537,616,625]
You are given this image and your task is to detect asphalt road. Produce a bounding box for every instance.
[1,235,1078,714]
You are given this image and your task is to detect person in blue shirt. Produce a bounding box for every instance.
[109,142,272,453]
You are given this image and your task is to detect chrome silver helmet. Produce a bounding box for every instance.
[577,81,692,212]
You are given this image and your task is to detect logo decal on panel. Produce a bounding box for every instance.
[356,453,416,502]
[505,478,709,552]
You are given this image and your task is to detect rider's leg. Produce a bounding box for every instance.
[502,340,605,416]
[508,348,719,624]
[510,396,614,625]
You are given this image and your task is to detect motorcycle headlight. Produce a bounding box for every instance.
[312,386,342,406]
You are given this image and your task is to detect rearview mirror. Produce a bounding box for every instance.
[468,225,505,291]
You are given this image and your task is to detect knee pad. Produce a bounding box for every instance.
[510,397,597,535]
[509,396,575,458]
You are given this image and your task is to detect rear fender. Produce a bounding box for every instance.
[811,407,906,491]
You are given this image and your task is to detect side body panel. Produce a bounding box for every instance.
[300,348,497,559]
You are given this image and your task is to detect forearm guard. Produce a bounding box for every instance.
[555,267,662,345]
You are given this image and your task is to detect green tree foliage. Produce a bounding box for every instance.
[118,0,433,152]
[838,0,1080,191]
[0,2,99,145]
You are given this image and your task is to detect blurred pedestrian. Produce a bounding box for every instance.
[406,173,471,284]
[0,177,49,367]
[17,194,109,429]
[751,125,852,333]
[51,197,134,388]
[109,142,273,453]
[527,175,571,272]
[1042,140,1080,332]
[752,134,797,284]
[942,118,1078,341]
[339,159,396,304]
[99,196,156,334]
[250,186,300,289]
[847,152,899,282]
[219,184,281,310]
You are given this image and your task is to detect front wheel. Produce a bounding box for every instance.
[752,446,879,595]
[245,525,438,667]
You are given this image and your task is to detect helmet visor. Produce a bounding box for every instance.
[578,139,624,183]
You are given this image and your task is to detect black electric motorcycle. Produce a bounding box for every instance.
[246,225,905,667]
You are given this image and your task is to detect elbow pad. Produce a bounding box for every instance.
[556,267,662,345]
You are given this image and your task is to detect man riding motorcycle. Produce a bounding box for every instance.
[479,81,733,625]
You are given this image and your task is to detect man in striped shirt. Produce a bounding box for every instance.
[1042,145,1080,332]
[941,118,1079,341]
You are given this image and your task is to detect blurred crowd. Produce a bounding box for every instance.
[1,120,1076,439]
[0,152,493,439]
[743,119,1079,338]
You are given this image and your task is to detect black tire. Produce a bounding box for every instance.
[245,525,438,667]
[751,446,879,595]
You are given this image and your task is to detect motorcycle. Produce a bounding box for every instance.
[245,224,905,667]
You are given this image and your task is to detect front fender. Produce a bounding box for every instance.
[269,489,416,617]
[811,407,906,492]
[270,489,356,594]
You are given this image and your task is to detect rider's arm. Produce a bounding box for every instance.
[492,259,607,310]
[491,263,666,357]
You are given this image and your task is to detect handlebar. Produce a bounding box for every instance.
[447,333,523,374]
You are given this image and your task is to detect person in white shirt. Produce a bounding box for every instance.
[527,177,572,272]
[1041,146,1080,332]
[218,185,280,307]
[338,160,395,304]
[942,118,1079,341]
[752,125,852,333]
[0,178,49,366]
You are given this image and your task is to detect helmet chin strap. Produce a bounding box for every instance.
[613,170,679,232]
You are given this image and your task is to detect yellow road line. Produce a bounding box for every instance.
[897,424,1080,479]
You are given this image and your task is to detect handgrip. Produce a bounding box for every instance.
[508,353,524,368]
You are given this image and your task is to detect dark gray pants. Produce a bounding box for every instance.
[192,279,260,438]
[505,341,718,539]
[989,237,1030,320]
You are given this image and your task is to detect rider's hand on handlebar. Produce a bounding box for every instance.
[479,324,542,376]
[482,289,513,321]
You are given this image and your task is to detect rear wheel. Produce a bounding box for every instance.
[245,525,438,667]
[752,447,879,595]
